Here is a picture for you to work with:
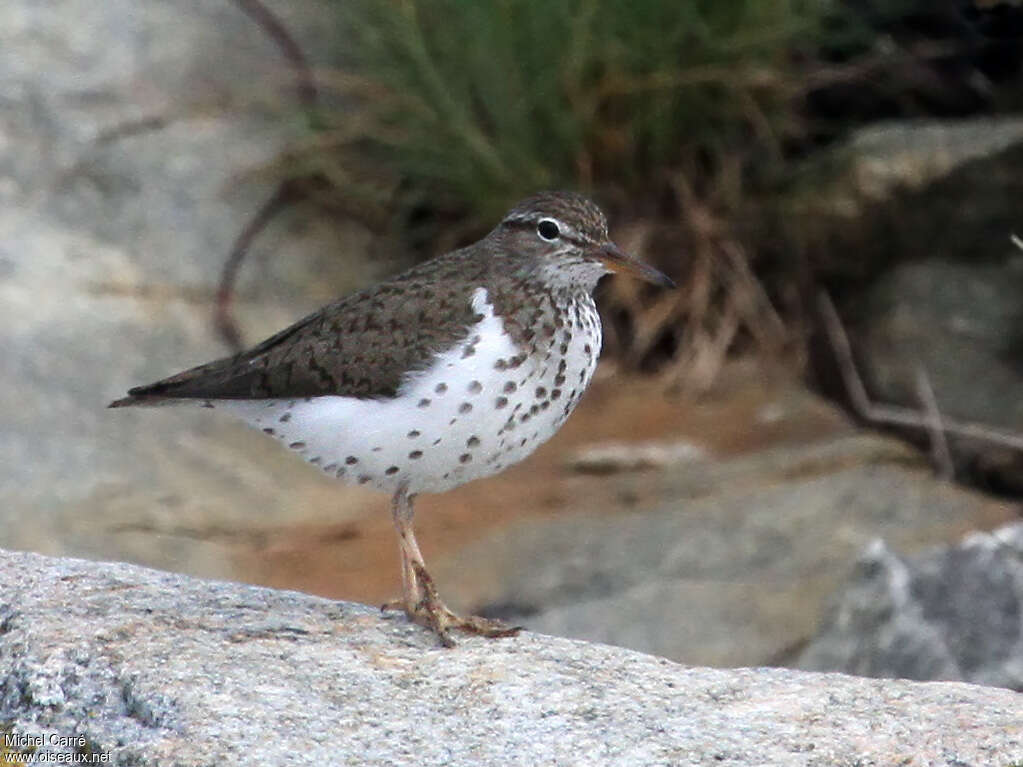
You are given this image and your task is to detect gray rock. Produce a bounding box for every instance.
[433,434,1018,668]
[849,118,1023,204]
[793,118,1023,491]
[1,549,1019,767]
[859,259,1023,428]
[794,117,1023,218]
[798,522,1023,690]
[855,257,1023,491]
[0,0,397,574]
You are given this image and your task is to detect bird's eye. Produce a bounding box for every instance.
[536,219,560,241]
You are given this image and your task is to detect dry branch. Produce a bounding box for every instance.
[229,0,318,111]
[214,182,299,351]
[817,291,1023,469]
[913,365,954,480]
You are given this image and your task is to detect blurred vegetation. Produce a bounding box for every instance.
[275,0,853,237]
[235,0,1021,386]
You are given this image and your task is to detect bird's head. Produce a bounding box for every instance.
[489,191,675,292]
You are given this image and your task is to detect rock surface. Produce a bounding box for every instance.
[855,256,1023,493]
[799,118,1023,493]
[798,522,1023,691]
[433,433,1017,668]
[819,117,1023,214]
[4,0,1021,702]
[0,0,395,576]
[0,550,1019,767]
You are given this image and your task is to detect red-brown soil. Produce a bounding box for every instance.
[233,365,851,605]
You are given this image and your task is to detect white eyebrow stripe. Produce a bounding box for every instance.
[553,221,588,246]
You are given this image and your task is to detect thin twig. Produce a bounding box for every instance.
[229,0,319,111]
[914,365,954,480]
[95,115,175,145]
[817,291,873,414]
[210,0,321,350]
[215,181,298,351]
[817,290,1023,456]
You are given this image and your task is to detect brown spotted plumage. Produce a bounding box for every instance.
[110,191,673,647]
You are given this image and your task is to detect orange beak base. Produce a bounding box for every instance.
[593,243,675,289]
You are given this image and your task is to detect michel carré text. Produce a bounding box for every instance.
[4,731,87,749]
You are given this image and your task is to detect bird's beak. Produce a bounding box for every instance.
[593,243,675,289]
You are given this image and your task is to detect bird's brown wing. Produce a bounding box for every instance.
[110,261,484,406]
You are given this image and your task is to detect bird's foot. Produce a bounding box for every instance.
[382,562,522,647]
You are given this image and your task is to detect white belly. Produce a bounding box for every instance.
[213,288,601,495]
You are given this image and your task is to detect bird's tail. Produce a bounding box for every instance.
[108,393,196,408]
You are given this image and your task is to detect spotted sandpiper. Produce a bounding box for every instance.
[110,191,674,646]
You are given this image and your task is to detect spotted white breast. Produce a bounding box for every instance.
[214,287,601,494]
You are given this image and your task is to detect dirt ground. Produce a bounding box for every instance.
[233,364,851,606]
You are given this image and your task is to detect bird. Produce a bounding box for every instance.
[110,191,675,647]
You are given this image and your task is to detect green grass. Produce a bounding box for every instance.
[280,0,842,235]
